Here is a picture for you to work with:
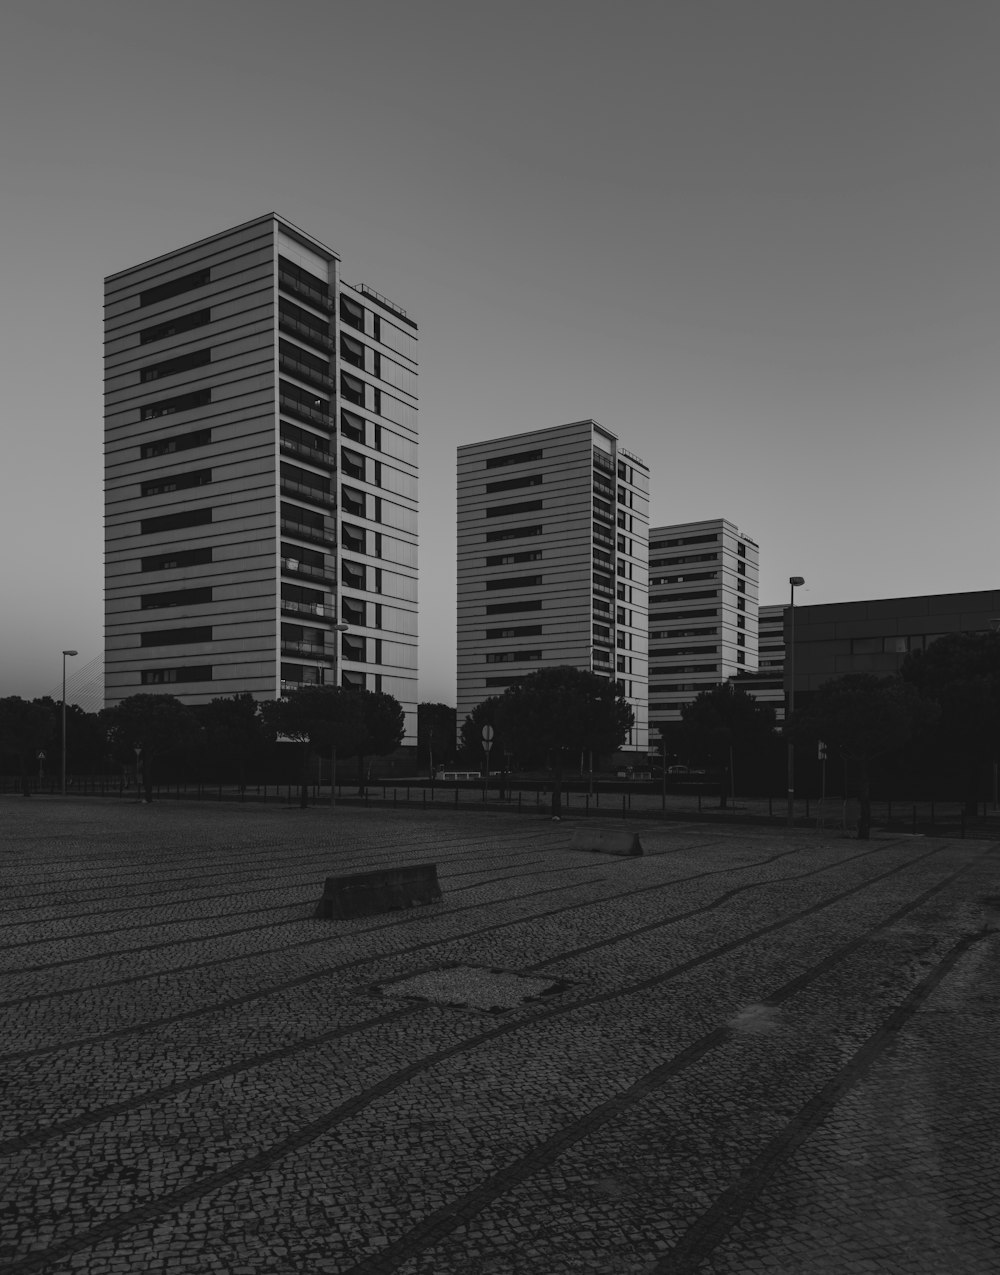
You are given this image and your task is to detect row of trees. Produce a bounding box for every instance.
[0,686,406,805]
[659,631,1000,838]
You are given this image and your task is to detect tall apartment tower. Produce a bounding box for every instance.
[104,214,419,738]
[647,518,759,733]
[457,420,649,753]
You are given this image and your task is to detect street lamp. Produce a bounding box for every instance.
[786,577,804,826]
[61,650,78,796]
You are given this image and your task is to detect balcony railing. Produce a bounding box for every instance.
[593,477,614,498]
[278,311,334,352]
[280,435,335,468]
[593,502,613,525]
[279,477,333,506]
[278,269,332,313]
[279,517,332,548]
[280,393,331,428]
[593,582,613,596]
[593,451,614,473]
[279,353,333,392]
[593,527,613,547]
[280,598,335,620]
[281,639,334,659]
[281,556,334,584]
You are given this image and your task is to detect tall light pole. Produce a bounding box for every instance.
[786,577,804,826]
[61,650,78,796]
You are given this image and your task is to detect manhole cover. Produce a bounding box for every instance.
[373,964,570,1013]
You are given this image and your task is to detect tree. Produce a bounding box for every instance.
[100,694,201,802]
[261,686,351,807]
[0,697,56,796]
[195,693,274,790]
[494,667,634,814]
[901,632,1000,813]
[680,685,777,806]
[789,675,933,838]
[417,702,456,777]
[342,689,406,794]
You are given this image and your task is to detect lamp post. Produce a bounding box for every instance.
[61,650,78,796]
[786,577,804,826]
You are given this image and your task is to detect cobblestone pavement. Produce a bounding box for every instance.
[1,798,997,1274]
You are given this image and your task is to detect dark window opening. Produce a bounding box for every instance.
[340,408,366,444]
[139,269,210,308]
[485,449,543,470]
[141,666,212,685]
[140,348,211,383]
[340,334,365,369]
[141,546,212,572]
[484,524,543,543]
[140,587,212,610]
[140,626,212,647]
[485,500,543,518]
[340,295,365,331]
[484,575,543,591]
[140,388,211,421]
[141,508,212,535]
[485,600,543,615]
[485,550,542,566]
[140,428,211,459]
[141,468,211,498]
[139,308,211,345]
[485,474,543,494]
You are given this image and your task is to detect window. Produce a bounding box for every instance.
[280,462,330,499]
[342,597,365,626]
[140,348,211,383]
[277,255,329,305]
[140,388,211,421]
[485,550,542,566]
[139,268,210,308]
[485,675,527,687]
[485,449,543,469]
[650,571,718,585]
[279,297,331,347]
[141,468,211,498]
[340,371,365,406]
[340,334,365,369]
[484,474,543,494]
[485,500,543,518]
[140,626,212,647]
[649,552,719,567]
[485,600,543,615]
[281,379,329,421]
[140,428,211,459]
[738,542,747,558]
[141,546,212,572]
[139,308,212,346]
[485,575,542,590]
[141,666,212,685]
[141,508,212,535]
[485,651,542,663]
[340,295,365,331]
[485,625,542,639]
[341,522,366,553]
[341,485,365,517]
[340,408,366,444]
[649,534,719,549]
[648,608,717,621]
[342,560,367,590]
[141,587,212,610]
[279,339,331,383]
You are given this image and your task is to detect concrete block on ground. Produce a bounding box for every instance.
[314,863,441,919]
[567,828,643,857]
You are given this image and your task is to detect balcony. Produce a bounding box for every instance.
[278,311,333,352]
[281,556,334,585]
[593,501,613,525]
[280,393,331,429]
[280,477,333,507]
[280,598,336,620]
[593,450,615,474]
[280,435,335,469]
[280,517,333,548]
[593,581,614,597]
[593,548,612,566]
[281,639,333,660]
[593,477,614,499]
[278,269,332,313]
[279,352,333,392]
[593,527,613,547]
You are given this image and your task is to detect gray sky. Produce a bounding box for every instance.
[2,0,998,707]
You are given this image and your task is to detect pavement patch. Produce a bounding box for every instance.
[373,963,572,1013]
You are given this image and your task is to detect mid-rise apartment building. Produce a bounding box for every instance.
[647,518,759,732]
[730,602,785,720]
[104,214,419,738]
[457,421,649,753]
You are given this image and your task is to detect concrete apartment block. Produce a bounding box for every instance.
[104,214,418,738]
[457,420,649,755]
[647,518,759,733]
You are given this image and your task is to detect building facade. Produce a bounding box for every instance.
[729,601,785,721]
[456,420,649,753]
[104,214,419,738]
[647,518,759,733]
[790,590,1000,701]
